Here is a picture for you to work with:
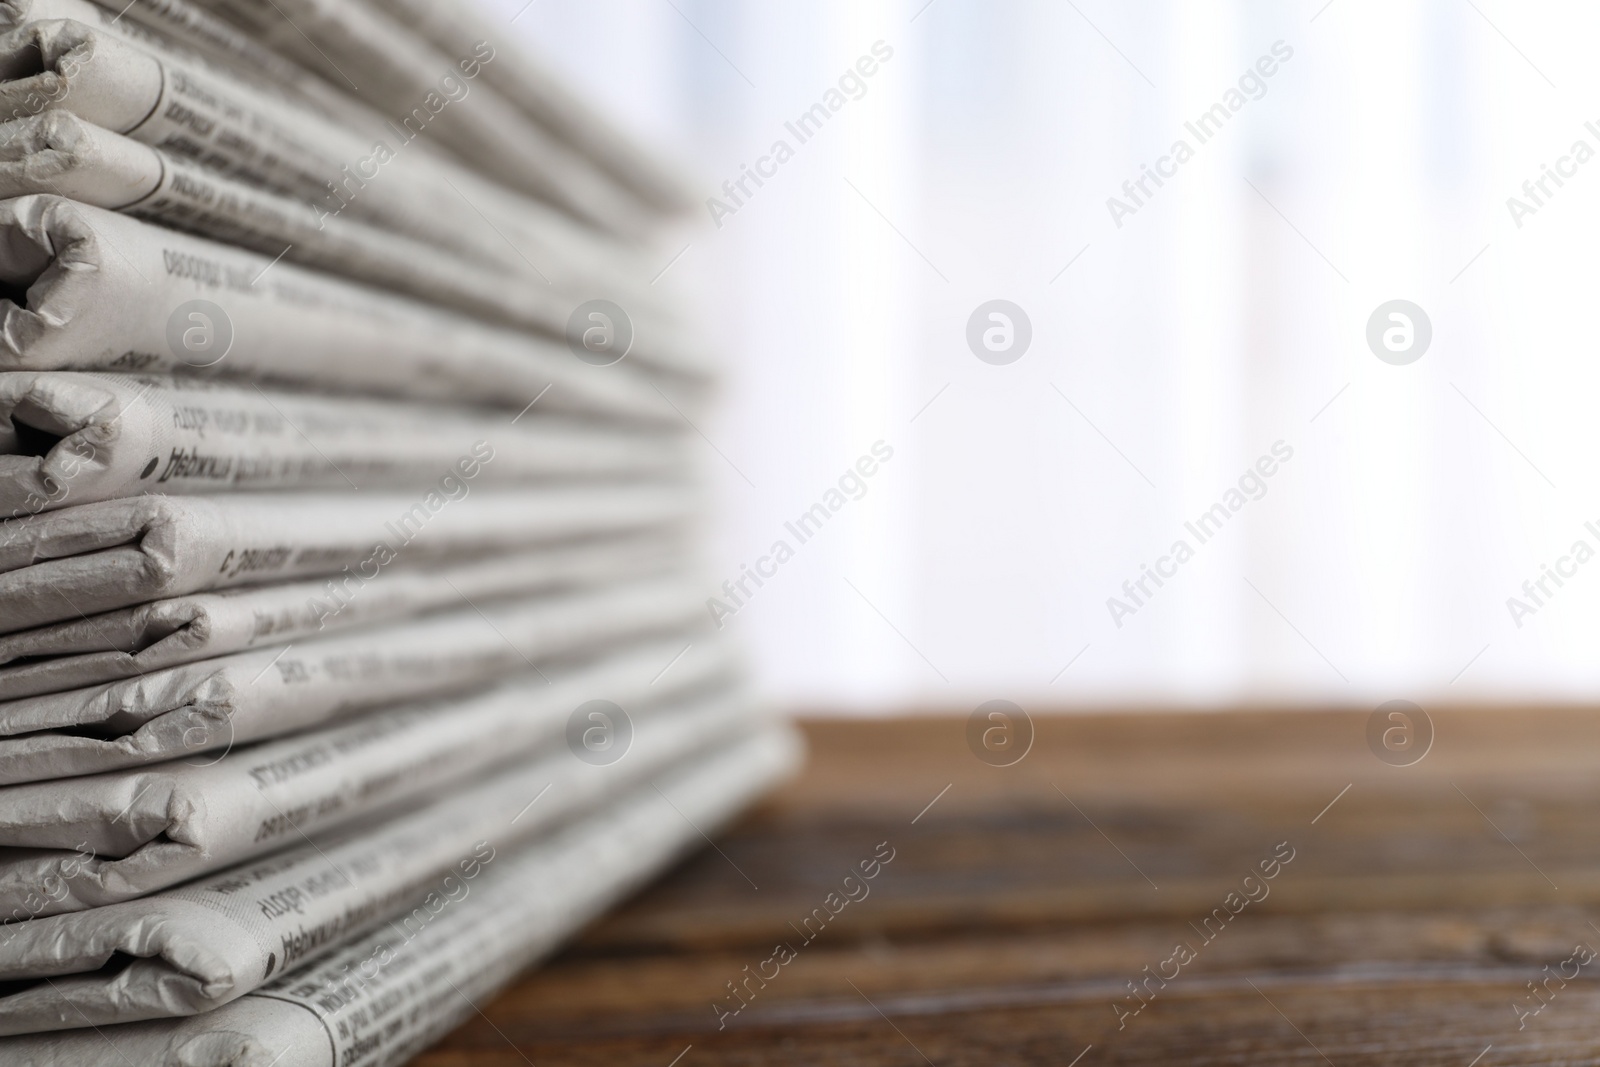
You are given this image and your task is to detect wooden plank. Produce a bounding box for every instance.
[416,709,1600,1065]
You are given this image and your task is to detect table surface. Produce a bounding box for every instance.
[417,708,1600,1066]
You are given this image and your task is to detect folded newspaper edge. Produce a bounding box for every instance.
[0,108,563,319]
[0,2,668,276]
[0,534,679,698]
[0,0,747,1057]
[0,53,702,371]
[0,486,692,634]
[0,371,687,516]
[0,575,711,783]
[71,0,701,219]
[0,723,799,1065]
[0,696,789,1033]
[0,196,707,411]
[48,0,365,116]
[0,107,704,364]
[167,0,653,233]
[363,0,699,214]
[0,636,738,912]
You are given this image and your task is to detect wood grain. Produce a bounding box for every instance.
[415,707,1600,1065]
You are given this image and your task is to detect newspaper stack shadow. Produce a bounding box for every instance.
[0,2,801,1063]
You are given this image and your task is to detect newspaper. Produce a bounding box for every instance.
[6,0,700,323]
[0,534,678,699]
[176,0,653,232]
[0,196,711,402]
[0,109,574,323]
[0,13,653,284]
[0,104,698,372]
[0,723,798,1063]
[0,575,710,783]
[0,636,739,914]
[0,7,652,239]
[365,0,698,215]
[0,15,527,273]
[0,108,707,364]
[0,700,791,1035]
[0,485,692,634]
[0,372,687,517]
[2,0,392,135]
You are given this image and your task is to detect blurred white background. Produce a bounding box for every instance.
[496,0,1600,713]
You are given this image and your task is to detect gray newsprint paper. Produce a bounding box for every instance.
[0,575,709,783]
[0,8,666,288]
[0,110,549,325]
[0,61,700,371]
[0,485,691,633]
[3,0,394,137]
[0,109,699,359]
[0,372,686,517]
[172,0,654,231]
[0,197,706,411]
[365,0,697,214]
[8,0,702,330]
[0,636,739,913]
[0,723,799,1064]
[0,534,677,699]
[0,701,790,1034]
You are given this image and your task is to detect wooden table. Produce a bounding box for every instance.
[418,708,1600,1065]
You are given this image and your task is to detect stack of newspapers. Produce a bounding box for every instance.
[0,0,797,1063]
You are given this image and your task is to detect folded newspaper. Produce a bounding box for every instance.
[0,717,797,1035]
[0,575,708,783]
[0,6,655,272]
[0,108,705,362]
[0,534,677,699]
[0,636,736,913]
[0,372,685,516]
[0,486,691,632]
[0,196,706,409]
[364,0,698,214]
[161,0,652,231]
[0,723,799,1063]
[0,0,790,1056]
